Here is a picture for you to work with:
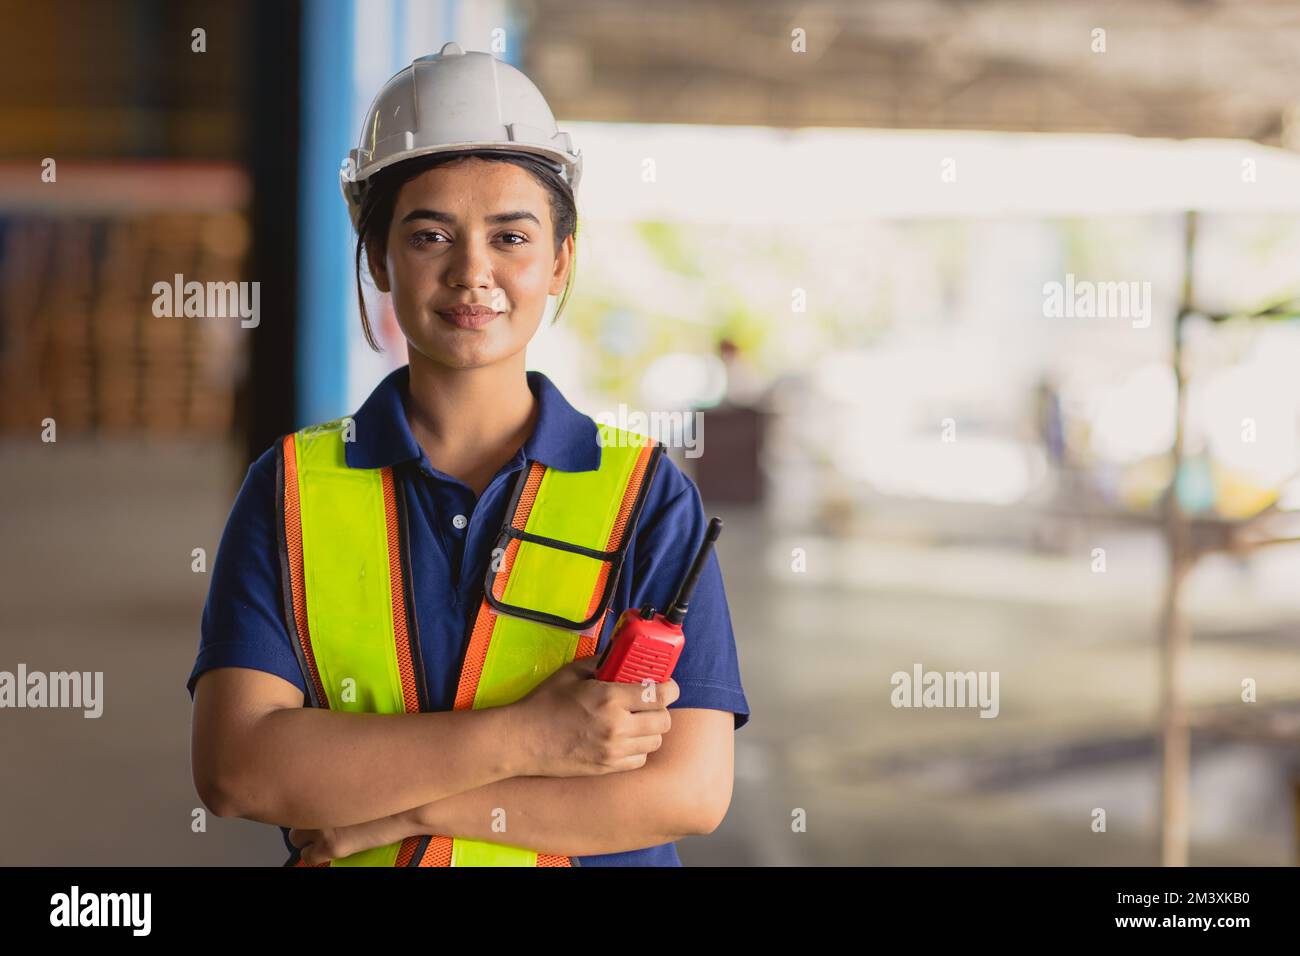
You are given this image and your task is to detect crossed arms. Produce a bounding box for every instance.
[190,666,735,860]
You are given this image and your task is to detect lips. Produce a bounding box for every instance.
[437,305,501,329]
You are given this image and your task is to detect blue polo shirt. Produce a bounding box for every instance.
[188,364,750,866]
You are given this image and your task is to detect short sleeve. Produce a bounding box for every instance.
[625,458,751,730]
[186,445,309,701]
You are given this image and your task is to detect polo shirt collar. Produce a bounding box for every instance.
[345,364,601,474]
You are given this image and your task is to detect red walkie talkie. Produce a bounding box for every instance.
[594,517,723,684]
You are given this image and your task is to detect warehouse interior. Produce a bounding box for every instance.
[4,0,1300,865]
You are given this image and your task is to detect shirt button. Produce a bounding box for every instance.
[451,513,468,530]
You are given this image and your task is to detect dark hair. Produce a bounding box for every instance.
[353,149,579,352]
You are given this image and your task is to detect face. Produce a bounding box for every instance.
[368,157,572,369]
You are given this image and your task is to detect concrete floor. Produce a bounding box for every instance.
[3,439,1299,865]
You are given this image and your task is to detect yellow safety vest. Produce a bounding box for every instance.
[275,416,664,866]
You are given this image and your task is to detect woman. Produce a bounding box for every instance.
[187,44,750,867]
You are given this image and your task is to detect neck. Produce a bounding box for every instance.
[403,350,538,491]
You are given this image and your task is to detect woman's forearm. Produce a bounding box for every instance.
[413,765,705,857]
[221,704,525,829]
[286,710,733,863]
[291,772,699,863]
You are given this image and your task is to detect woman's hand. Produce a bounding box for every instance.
[505,658,679,778]
[288,807,429,865]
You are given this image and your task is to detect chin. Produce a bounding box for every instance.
[409,338,522,371]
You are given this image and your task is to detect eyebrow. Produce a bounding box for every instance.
[399,208,541,226]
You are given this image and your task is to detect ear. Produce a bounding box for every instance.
[365,238,391,294]
[548,234,574,296]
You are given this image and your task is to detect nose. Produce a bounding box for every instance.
[444,232,494,292]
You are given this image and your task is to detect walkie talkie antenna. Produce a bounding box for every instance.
[665,517,723,626]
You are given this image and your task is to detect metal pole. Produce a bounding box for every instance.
[1294,777,1300,866]
[1158,209,1197,867]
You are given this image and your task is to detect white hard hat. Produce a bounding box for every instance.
[340,42,582,230]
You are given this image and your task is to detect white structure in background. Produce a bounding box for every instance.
[571,122,1300,506]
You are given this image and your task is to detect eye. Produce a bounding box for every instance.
[408,230,446,249]
[498,232,528,246]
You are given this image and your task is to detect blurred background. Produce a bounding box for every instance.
[3,0,1300,866]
